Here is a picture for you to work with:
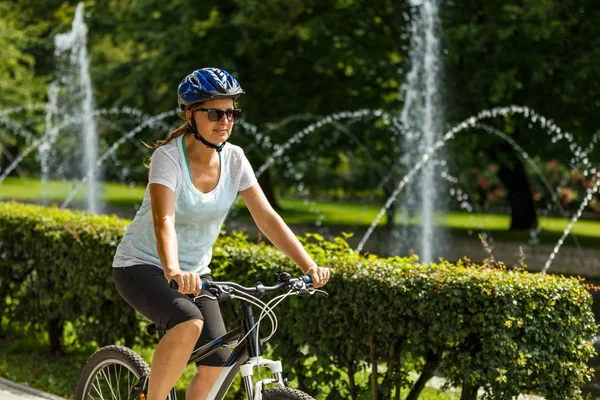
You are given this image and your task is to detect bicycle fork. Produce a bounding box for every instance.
[239,303,286,399]
[241,356,286,399]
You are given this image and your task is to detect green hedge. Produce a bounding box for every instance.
[0,201,140,349]
[0,201,596,399]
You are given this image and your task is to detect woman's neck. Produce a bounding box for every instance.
[185,134,218,166]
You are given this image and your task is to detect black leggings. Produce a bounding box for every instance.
[113,264,231,366]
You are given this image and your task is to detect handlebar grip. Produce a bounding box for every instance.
[169,274,212,291]
[200,276,214,291]
[303,275,313,284]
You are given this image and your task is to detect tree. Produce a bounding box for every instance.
[0,1,49,173]
[443,0,600,229]
[84,0,410,204]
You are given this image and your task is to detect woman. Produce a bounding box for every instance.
[112,67,330,400]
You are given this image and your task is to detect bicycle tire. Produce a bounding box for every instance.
[262,387,315,399]
[75,345,151,400]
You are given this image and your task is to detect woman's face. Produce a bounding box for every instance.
[189,98,236,145]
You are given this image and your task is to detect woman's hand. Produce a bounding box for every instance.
[166,270,202,295]
[304,266,330,288]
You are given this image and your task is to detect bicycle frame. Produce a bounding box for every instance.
[154,298,286,400]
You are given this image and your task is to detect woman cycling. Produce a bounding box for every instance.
[112,67,330,400]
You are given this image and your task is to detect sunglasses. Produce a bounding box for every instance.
[196,108,242,122]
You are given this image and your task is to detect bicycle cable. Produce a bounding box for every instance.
[221,292,276,348]
[257,292,296,342]
[250,290,296,381]
[229,292,278,343]
[226,289,293,348]
[223,288,298,382]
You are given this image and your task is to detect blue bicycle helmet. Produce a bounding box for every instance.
[177,67,245,113]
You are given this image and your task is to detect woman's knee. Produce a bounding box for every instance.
[182,318,204,332]
[170,318,204,338]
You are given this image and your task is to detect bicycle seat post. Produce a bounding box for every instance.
[240,302,262,358]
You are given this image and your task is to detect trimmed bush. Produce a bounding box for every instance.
[213,233,597,399]
[0,201,139,349]
[0,201,596,399]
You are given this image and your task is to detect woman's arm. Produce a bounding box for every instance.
[240,183,330,287]
[149,183,201,294]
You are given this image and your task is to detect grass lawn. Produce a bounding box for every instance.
[250,198,600,249]
[0,176,146,208]
[1,176,599,248]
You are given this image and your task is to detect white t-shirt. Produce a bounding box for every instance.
[112,135,257,275]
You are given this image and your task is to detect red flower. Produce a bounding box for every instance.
[477,173,490,190]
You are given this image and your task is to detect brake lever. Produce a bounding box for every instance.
[214,285,234,301]
[311,288,329,298]
[193,285,233,303]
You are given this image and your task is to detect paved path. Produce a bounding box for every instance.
[0,378,65,400]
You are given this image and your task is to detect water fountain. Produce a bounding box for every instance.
[399,0,445,263]
[0,2,598,279]
[355,105,598,276]
[0,107,169,186]
[2,86,599,279]
[40,2,101,212]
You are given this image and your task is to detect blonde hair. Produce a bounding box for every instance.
[143,103,204,168]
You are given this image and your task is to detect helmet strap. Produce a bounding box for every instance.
[189,114,226,153]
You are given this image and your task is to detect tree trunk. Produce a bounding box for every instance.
[293,358,307,393]
[460,382,479,400]
[48,318,64,356]
[405,351,440,400]
[348,360,358,400]
[370,335,378,400]
[382,339,403,399]
[381,342,396,398]
[0,283,8,338]
[496,153,538,230]
[258,171,282,211]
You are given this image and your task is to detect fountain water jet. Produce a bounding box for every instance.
[542,173,600,273]
[0,107,169,185]
[356,106,598,271]
[254,109,392,179]
[47,2,101,212]
[61,109,178,208]
[400,0,445,263]
[227,113,390,224]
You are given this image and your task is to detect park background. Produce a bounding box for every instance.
[1,0,600,399]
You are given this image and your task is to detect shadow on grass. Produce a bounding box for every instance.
[0,334,92,398]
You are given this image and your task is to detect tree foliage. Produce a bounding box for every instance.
[443,0,600,167]
[0,0,598,224]
[0,3,43,107]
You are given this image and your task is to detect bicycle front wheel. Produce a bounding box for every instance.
[262,387,315,399]
[75,345,150,400]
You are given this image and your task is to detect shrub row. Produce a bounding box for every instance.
[0,201,596,399]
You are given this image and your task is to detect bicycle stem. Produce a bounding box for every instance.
[241,302,262,359]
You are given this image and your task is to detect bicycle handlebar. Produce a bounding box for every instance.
[169,272,327,301]
[202,275,307,292]
[201,273,326,300]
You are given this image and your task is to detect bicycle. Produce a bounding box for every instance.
[75,272,328,400]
